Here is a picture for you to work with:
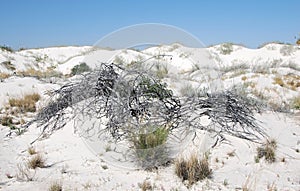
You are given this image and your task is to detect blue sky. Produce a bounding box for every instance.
[1,0,299,49]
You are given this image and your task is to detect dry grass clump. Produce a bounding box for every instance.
[8,93,40,113]
[273,76,284,87]
[138,180,153,191]
[28,154,46,169]
[0,73,11,79]
[291,96,300,110]
[256,139,277,163]
[17,68,62,78]
[0,115,13,126]
[28,147,37,155]
[175,153,212,186]
[241,76,247,81]
[16,163,35,181]
[48,181,62,191]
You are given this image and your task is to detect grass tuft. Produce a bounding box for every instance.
[48,181,62,191]
[28,154,45,169]
[175,153,212,186]
[256,139,277,163]
[8,93,40,113]
[28,147,37,155]
[138,180,153,191]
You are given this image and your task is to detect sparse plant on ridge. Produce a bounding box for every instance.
[280,45,295,56]
[1,60,16,70]
[0,45,14,52]
[71,62,91,76]
[218,43,233,55]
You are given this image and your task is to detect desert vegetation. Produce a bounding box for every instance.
[256,139,277,163]
[8,93,40,113]
[175,153,212,186]
[70,62,91,76]
[1,43,299,190]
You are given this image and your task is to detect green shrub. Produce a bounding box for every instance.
[139,77,173,100]
[0,45,14,52]
[130,126,169,169]
[218,43,233,55]
[71,62,91,75]
[292,96,300,109]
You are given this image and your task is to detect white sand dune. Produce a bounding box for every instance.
[0,43,299,190]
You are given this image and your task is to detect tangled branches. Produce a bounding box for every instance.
[24,63,265,145]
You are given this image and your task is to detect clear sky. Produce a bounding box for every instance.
[1,0,299,49]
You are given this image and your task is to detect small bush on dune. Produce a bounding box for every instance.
[0,73,11,79]
[28,147,37,155]
[48,182,62,191]
[280,45,295,56]
[256,139,277,163]
[8,93,40,113]
[28,154,45,169]
[1,61,16,70]
[138,180,153,191]
[71,62,90,76]
[0,115,13,126]
[218,43,233,55]
[273,76,284,87]
[291,96,300,109]
[0,45,14,52]
[175,153,212,186]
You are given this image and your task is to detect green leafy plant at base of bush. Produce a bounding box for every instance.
[71,62,91,76]
[130,126,169,169]
[139,77,173,100]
